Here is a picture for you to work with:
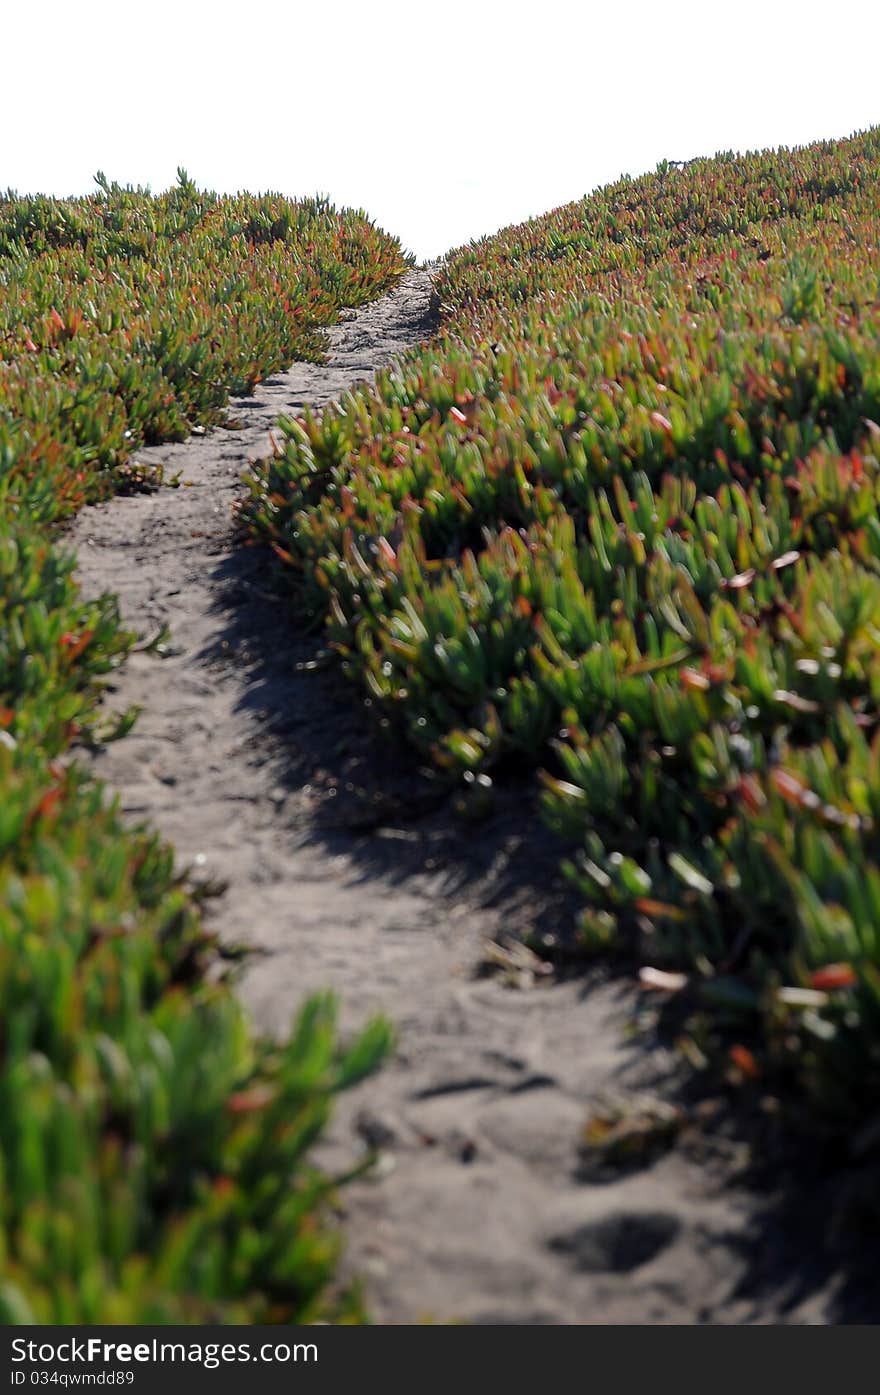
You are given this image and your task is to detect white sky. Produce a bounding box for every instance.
[5,1,878,262]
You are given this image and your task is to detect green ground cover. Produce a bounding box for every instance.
[0,175,407,1320]
[245,128,880,1127]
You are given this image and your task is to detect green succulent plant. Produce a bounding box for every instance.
[0,177,405,1321]
[244,126,880,1130]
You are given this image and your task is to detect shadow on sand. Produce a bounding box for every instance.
[203,539,583,942]
[202,537,880,1325]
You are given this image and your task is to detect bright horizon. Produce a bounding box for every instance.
[6,0,879,262]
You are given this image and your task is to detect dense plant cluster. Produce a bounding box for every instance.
[0,170,408,517]
[0,175,404,1320]
[245,128,880,1120]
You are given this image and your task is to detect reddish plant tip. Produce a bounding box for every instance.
[810,963,857,991]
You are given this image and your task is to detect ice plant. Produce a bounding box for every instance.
[244,126,880,1129]
[0,174,404,1321]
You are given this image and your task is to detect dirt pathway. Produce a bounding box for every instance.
[69,272,848,1324]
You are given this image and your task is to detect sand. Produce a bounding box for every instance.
[68,271,871,1324]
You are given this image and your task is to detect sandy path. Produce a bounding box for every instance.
[68,272,848,1324]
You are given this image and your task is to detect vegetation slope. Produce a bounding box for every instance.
[246,128,880,1145]
[0,174,407,1321]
